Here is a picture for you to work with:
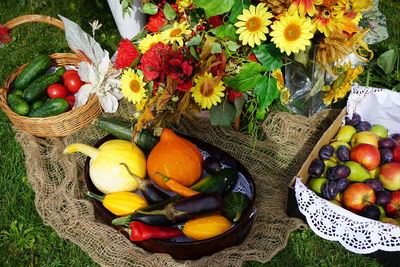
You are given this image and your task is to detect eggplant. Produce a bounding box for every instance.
[112,192,223,226]
[120,163,170,204]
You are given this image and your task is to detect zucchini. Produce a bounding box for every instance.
[94,117,160,152]
[7,94,30,116]
[28,98,68,117]
[23,67,66,102]
[222,192,250,222]
[13,55,51,90]
[112,168,238,226]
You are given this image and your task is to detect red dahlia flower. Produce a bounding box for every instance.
[146,10,167,32]
[138,43,195,91]
[208,15,224,28]
[115,39,140,69]
[0,24,12,44]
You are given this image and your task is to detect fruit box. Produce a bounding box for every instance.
[286,99,400,266]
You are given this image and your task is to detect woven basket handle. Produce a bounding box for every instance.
[4,14,64,31]
[3,14,89,63]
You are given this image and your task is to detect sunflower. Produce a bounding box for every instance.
[190,73,226,109]
[270,12,315,55]
[120,68,147,104]
[314,6,342,37]
[234,3,274,47]
[160,22,191,46]
[288,0,323,17]
[138,33,164,54]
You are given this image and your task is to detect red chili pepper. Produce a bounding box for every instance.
[129,221,183,241]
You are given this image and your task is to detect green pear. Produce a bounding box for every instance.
[369,167,380,179]
[321,160,337,177]
[334,125,357,143]
[370,124,388,138]
[309,178,328,195]
[350,131,379,147]
[344,161,372,182]
[378,206,386,220]
[329,140,351,150]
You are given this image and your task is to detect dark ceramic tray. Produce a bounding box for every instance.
[84,134,256,260]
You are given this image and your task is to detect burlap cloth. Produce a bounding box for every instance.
[14,100,340,266]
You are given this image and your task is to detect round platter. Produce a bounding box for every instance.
[84,134,256,260]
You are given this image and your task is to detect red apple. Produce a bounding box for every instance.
[392,144,400,162]
[379,162,400,191]
[343,183,376,213]
[385,191,400,218]
[350,144,380,171]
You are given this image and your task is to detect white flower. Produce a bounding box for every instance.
[89,20,102,38]
[75,52,123,113]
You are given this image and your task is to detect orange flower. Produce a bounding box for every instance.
[313,6,342,37]
[288,0,323,17]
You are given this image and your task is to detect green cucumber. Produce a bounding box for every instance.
[31,100,44,110]
[94,117,160,152]
[14,90,23,96]
[112,168,238,226]
[28,98,68,117]
[222,192,250,222]
[13,55,51,90]
[94,117,132,141]
[7,94,30,116]
[23,67,66,102]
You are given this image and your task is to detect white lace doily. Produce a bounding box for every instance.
[295,178,400,254]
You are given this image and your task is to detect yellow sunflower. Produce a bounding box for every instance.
[190,73,226,109]
[234,3,274,47]
[120,68,147,104]
[160,22,191,46]
[139,33,164,54]
[270,12,315,55]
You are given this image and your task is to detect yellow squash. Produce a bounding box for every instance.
[182,215,232,240]
[87,191,147,216]
[64,139,146,194]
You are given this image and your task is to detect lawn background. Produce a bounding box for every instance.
[0,0,399,266]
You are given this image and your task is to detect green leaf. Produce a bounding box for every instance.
[254,76,279,111]
[141,3,158,15]
[209,101,236,127]
[226,40,240,52]
[234,93,247,119]
[223,62,267,92]
[187,34,201,46]
[229,0,251,23]
[213,24,238,40]
[130,30,150,41]
[193,0,235,18]
[377,49,398,75]
[163,3,177,20]
[252,44,283,71]
[211,42,222,54]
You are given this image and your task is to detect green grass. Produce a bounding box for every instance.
[0,0,398,266]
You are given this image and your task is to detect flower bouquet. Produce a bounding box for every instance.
[110,0,380,133]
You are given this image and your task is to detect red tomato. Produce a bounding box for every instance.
[47,84,68,99]
[64,74,84,94]
[65,95,75,110]
[62,69,78,80]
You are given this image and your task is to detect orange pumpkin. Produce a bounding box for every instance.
[147,128,203,190]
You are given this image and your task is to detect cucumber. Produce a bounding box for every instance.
[112,168,239,226]
[14,90,23,96]
[23,67,66,102]
[28,98,68,117]
[31,100,44,110]
[222,192,250,222]
[94,117,160,152]
[94,117,132,141]
[7,94,30,116]
[14,55,51,90]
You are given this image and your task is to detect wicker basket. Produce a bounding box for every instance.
[0,15,102,138]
